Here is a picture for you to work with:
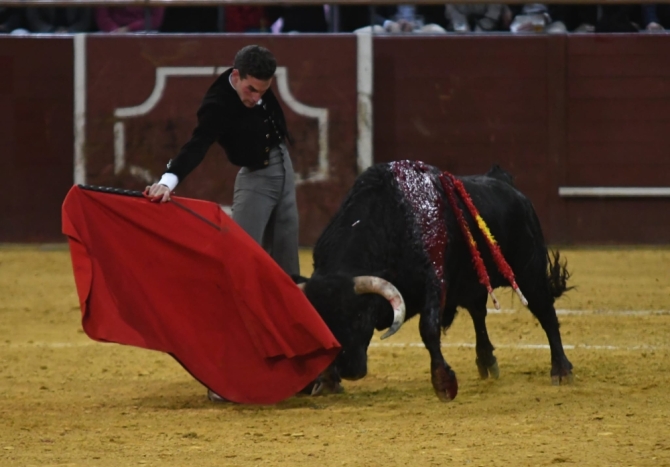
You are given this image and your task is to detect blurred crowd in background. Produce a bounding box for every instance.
[1,3,669,35]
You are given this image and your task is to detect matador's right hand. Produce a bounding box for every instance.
[145,183,172,203]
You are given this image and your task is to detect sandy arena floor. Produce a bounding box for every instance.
[0,245,669,467]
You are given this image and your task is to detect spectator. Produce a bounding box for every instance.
[547,4,598,33]
[95,7,164,33]
[160,6,218,33]
[595,5,639,32]
[545,4,640,33]
[224,6,269,33]
[269,6,328,33]
[353,5,449,33]
[642,4,670,31]
[338,5,374,32]
[0,7,24,33]
[25,7,91,33]
[509,3,552,33]
[446,4,513,32]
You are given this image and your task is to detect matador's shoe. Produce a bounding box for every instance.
[207,389,231,403]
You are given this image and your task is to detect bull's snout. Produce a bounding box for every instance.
[336,350,368,381]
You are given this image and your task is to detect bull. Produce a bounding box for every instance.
[302,161,573,401]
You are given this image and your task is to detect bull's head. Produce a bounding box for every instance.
[301,274,406,380]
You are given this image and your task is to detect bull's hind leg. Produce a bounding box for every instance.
[519,284,574,385]
[463,292,499,379]
[420,290,458,401]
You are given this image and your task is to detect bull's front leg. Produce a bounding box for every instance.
[419,292,458,401]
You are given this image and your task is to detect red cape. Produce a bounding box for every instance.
[62,186,340,404]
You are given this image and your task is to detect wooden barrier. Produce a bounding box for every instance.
[0,37,73,242]
[374,34,670,244]
[1,34,669,244]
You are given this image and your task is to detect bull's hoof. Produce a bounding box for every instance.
[431,365,458,402]
[299,370,345,396]
[476,357,500,380]
[551,372,574,386]
[298,381,316,395]
[311,380,345,396]
[551,359,574,385]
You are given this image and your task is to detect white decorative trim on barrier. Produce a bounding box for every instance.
[112,66,329,185]
[112,66,224,183]
[73,34,86,185]
[114,66,225,119]
[113,121,124,174]
[559,187,670,197]
[356,32,373,174]
[274,67,329,183]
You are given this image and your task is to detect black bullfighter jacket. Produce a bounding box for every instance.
[166,68,290,182]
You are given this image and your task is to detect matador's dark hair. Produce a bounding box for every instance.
[234,45,277,80]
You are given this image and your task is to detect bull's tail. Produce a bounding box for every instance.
[547,250,573,299]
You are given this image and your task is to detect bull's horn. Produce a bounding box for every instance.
[352,276,406,340]
[297,282,306,291]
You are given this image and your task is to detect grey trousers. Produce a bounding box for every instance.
[231,144,300,278]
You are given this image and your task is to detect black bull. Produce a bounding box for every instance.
[302,161,573,401]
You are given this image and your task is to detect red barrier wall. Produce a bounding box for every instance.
[374,34,670,244]
[1,34,669,244]
[84,35,357,245]
[564,35,670,243]
[374,35,566,240]
[0,38,73,242]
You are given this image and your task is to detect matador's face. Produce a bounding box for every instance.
[231,69,272,108]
